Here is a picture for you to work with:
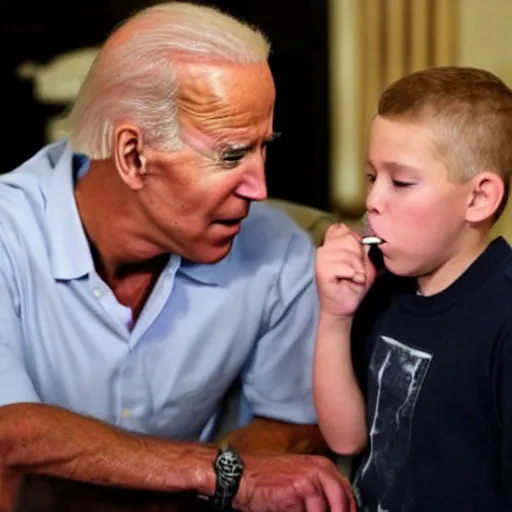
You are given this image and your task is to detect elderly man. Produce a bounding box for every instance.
[0,2,358,511]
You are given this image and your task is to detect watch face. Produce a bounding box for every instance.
[212,448,244,510]
[215,450,244,480]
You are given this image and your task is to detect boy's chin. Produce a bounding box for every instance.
[380,258,424,279]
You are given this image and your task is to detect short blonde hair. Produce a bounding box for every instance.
[378,66,512,220]
[65,1,270,159]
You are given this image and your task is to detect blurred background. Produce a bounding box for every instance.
[2,0,511,238]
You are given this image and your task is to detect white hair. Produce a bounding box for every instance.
[65,2,271,158]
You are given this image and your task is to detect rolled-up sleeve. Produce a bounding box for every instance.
[242,231,318,424]
[0,243,40,406]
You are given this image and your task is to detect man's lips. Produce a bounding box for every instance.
[213,216,246,227]
[214,210,248,223]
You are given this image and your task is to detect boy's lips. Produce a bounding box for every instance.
[363,217,386,244]
[364,215,386,244]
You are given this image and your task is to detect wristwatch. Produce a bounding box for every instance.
[210,443,244,511]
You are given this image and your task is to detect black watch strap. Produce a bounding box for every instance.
[210,443,244,511]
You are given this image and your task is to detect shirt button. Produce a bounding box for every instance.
[93,288,103,299]
[121,409,132,418]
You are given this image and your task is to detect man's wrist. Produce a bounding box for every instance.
[183,446,218,497]
[210,444,244,511]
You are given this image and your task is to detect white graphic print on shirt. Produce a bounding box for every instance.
[353,335,433,511]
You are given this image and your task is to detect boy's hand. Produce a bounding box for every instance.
[316,224,377,318]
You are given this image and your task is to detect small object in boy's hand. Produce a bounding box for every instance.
[361,235,383,246]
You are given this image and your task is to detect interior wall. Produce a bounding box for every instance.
[457,0,512,241]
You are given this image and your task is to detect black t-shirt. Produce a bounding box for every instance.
[351,237,512,512]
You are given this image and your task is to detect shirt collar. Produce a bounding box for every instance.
[177,250,235,286]
[46,141,94,280]
[45,141,236,285]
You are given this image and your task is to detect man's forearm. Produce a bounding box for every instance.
[0,403,216,496]
[15,474,211,512]
[223,417,331,456]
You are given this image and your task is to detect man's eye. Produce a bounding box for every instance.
[221,151,245,168]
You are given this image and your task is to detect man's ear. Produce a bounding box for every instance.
[113,122,147,190]
[466,171,504,224]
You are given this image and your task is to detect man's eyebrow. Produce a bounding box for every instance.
[221,132,282,154]
[267,131,282,142]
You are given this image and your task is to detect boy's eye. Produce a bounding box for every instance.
[366,173,376,183]
[393,180,413,187]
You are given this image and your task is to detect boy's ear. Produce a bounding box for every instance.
[465,172,504,224]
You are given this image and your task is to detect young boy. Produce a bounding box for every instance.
[314,66,512,511]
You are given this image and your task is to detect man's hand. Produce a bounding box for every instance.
[316,224,377,318]
[236,454,355,512]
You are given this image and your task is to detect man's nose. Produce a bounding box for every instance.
[235,156,267,201]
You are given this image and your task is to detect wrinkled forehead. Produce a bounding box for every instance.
[176,61,275,138]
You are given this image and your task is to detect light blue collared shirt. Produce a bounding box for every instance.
[0,141,319,441]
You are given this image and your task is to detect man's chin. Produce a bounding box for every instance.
[191,241,234,265]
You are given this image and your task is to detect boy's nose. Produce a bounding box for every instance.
[366,184,383,213]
